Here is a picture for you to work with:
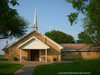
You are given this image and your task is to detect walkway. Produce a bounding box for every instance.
[13,66,34,75]
[12,61,53,75]
[0,61,73,75]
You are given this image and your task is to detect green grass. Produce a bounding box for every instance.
[0,63,23,75]
[0,56,8,61]
[33,59,100,75]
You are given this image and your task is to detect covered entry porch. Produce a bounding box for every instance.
[28,49,48,62]
[18,37,50,62]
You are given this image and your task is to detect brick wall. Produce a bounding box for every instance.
[62,51,100,60]
[5,31,61,61]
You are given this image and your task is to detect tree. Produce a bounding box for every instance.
[66,0,100,45]
[45,30,75,44]
[77,31,92,44]
[0,0,28,39]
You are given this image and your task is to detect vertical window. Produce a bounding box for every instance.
[87,52,91,56]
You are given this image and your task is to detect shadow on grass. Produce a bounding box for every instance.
[0,56,8,61]
[0,63,23,75]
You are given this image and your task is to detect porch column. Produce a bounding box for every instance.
[20,49,22,62]
[45,49,47,62]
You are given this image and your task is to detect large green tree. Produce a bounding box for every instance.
[77,31,92,44]
[0,0,28,39]
[66,0,100,45]
[45,30,75,44]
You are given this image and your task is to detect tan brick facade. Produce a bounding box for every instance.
[4,31,62,62]
[4,32,100,61]
[62,51,100,60]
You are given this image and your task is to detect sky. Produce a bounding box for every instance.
[0,0,84,55]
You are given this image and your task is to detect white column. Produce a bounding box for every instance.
[45,49,47,62]
[20,49,22,62]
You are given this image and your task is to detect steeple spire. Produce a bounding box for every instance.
[33,8,38,31]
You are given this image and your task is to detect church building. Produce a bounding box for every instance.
[3,9,100,62]
[3,9,63,62]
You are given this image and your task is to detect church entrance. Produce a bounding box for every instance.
[30,50,39,61]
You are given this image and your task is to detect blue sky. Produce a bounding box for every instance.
[0,0,84,54]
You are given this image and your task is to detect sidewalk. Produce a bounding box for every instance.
[12,61,53,75]
[12,65,34,75]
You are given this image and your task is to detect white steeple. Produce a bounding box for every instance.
[33,8,38,31]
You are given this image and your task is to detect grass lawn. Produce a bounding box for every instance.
[0,56,8,61]
[0,63,23,75]
[33,59,100,75]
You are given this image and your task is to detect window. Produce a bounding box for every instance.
[87,52,91,56]
[97,52,100,55]
[61,51,66,56]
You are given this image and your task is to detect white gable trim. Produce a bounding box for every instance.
[43,35,63,49]
[4,32,63,50]
[18,36,50,49]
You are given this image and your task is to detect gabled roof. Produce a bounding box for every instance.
[61,44,100,51]
[3,31,63,50]
[3,32,33,50]
[18,36,50,49]
[2,44,10,50]
[44,35,63,49]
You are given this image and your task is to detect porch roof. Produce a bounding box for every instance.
[18,36,50,49]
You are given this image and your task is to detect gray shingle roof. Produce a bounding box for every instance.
[60,44,100,51]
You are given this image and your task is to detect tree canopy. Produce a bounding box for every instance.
[0,0,28,39]
[66,0,100,45]
[77,31,92,44]
[45,30,75,44]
